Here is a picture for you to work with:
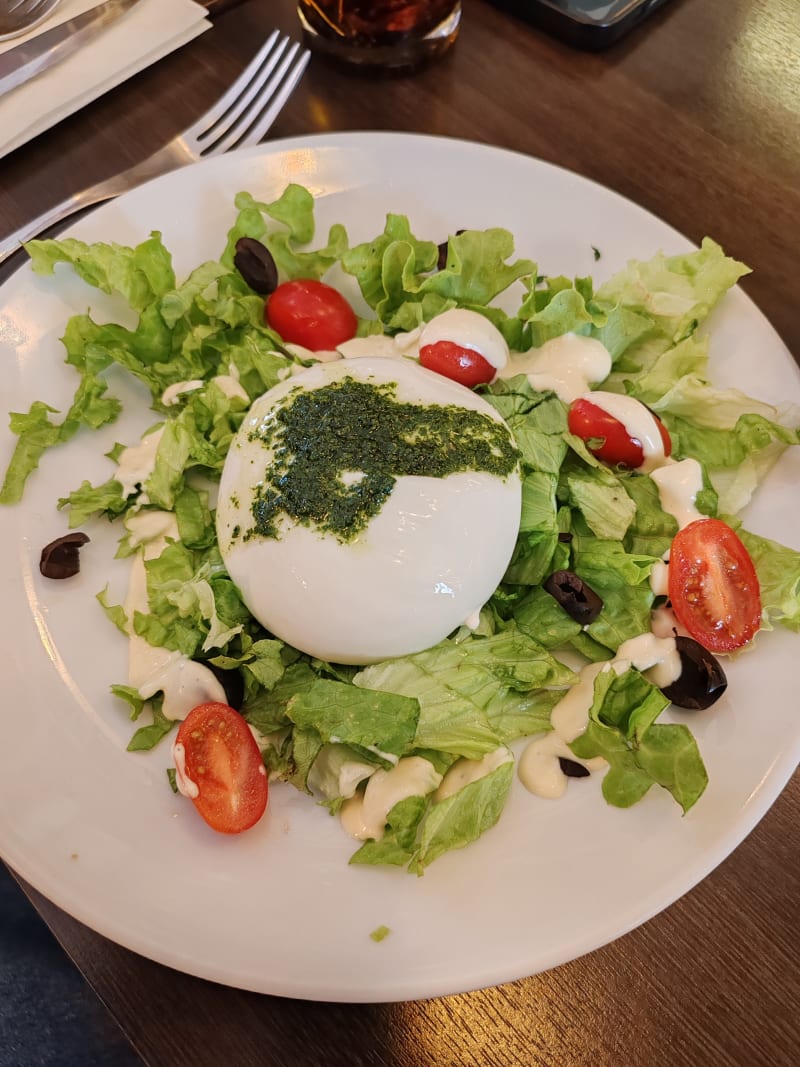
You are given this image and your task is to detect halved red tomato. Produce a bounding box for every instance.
[175,702,268,834]
[668,518,761,653]
[419,340,496,388]
[568,397,672,469]
[265,279,357,351]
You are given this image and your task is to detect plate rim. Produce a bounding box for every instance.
[1,130,799,1002]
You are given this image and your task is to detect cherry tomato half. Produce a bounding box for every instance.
[568,398,672,469]
[668,518,761,653]
[419,340,496,388]
[175,702,268,834]
[265,279,357,352]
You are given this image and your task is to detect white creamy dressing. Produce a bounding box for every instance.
[161,374,249,406]
[646,458,705,594]
[161,380,204,405]
[417,308,510,370]
[650,458,704,529]
[122,509,225,722]
[337,334,413,361]
[282,316,613,410]
[125,509,180,549]
[577,390,667,473]
[433,746,513,803]
[650,559,670,597]
[213,375,250,402]
[517,733,584,800]
[549,661,608,741]
[518,661,607,799]
[115,427,164,498]
[171,741,199,799]
[498,333,612,401]
[518,632,682,799]
[615,631,681,690]
[286,310,510,373]
[340,757,442,841]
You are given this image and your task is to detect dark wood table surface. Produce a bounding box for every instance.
[2,0,799,1064]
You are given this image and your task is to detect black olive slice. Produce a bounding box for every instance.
[39,532,90,579]
[543,569,604,624]
[661,636,727,710]
[234,237,278,295]
[558,757,590,779]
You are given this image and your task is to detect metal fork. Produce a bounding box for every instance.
[0,30,310,265]
[0,0,60,41]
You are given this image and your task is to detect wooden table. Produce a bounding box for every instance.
[2,0,799,1063]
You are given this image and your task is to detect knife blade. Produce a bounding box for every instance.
[0,0,142,97]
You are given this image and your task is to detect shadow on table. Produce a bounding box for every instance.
[0,862,142,1067]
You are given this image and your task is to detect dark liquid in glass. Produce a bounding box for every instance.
[299,0,460,56]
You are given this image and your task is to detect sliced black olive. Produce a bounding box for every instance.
[206,663,245,711]
[233,237,278,295]
[661,636,727,710]
[557,532,573,543]
[39,532,90,579]
[543,569,603,625]
[436,229,466,271]
[558,757,590,779]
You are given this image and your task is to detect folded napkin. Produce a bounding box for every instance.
[0,0,211,159]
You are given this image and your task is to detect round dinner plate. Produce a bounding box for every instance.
[0,132,798,1003]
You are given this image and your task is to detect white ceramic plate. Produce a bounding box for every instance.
[1,133,798,1003]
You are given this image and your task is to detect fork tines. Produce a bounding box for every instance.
[0,0,59,39]
[193,29,310,157]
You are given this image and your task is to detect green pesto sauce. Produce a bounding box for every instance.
[242,377,518,543]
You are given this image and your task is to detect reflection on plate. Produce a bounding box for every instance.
[0,133,798,1002]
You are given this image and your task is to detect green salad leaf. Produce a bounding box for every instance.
[569,667,708,812]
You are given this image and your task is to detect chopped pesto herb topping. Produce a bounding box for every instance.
[243,377,519,543]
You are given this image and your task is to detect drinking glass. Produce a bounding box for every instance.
[297,1,462,70]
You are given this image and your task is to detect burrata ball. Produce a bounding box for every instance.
[216,356,521,664]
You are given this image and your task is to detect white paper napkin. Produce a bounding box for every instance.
[0,0,211,159]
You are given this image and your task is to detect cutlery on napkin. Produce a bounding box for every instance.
[0,0,211,159]
[0,0,146,98]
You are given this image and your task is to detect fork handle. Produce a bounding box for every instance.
[0,145,191,267]
[0,182,121,266]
